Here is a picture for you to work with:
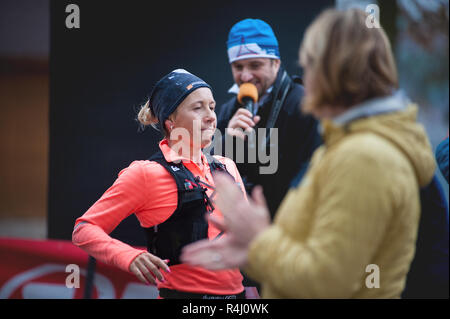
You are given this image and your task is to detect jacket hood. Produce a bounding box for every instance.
[321,91,436,187]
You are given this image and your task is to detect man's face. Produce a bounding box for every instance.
[231,58,280,98]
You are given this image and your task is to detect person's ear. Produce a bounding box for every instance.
[273,59,281,69]
[165,119,174,133]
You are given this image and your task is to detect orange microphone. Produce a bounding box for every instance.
[237,83,258,114]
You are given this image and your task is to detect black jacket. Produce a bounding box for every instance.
[215,67,322,217]
[402,175,449,299]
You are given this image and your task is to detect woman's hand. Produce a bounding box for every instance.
[129,252,170,285]
[181,173,270,270]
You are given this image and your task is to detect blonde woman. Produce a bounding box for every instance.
[181,9,436,298]
[73,69,246,299]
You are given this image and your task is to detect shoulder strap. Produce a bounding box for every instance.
[205,153,225,172]
[148,150,200,203]
[204,153,235,181]
[260,70,292,150]
[265,70,292,131]
[148,149,165,162]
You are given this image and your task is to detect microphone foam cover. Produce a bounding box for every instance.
[237,83,258,104]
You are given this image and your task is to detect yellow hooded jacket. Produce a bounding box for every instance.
[244,93,436,298]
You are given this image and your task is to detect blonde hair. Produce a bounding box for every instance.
[299,8,399,113]
[137,99,159,128]
[137,99,177,138]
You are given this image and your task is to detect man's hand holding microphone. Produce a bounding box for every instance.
[226,83,260,140]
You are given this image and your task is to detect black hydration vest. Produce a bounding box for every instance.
[143,150,232,266]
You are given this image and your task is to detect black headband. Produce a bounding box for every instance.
[149,69,212,129]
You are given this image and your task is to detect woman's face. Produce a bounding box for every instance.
[166,87,217,149]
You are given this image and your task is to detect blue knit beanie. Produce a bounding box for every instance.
[227,19,280,63]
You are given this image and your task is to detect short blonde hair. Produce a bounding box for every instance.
[299,8,399,113]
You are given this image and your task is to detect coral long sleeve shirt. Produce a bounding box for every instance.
[72,139,244,295]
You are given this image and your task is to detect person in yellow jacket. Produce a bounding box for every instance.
[180,8,436,298]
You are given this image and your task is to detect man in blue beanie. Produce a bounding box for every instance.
[215,19,322,219]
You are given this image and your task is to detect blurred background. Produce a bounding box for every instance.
[0,0,49,238]
[0,0,448,243]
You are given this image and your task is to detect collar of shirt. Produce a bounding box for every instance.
[318,90,409,140]
[331,90,408,126]
[159,139,211,177]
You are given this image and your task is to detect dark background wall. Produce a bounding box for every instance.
[49,0,333,244]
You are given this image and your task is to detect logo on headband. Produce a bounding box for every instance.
[186,81,205,90]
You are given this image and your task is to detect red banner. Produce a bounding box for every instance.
[0,237,158,299]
